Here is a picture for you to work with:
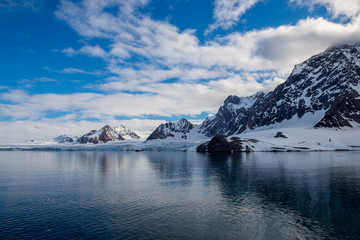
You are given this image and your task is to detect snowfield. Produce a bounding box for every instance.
[237,126,360,152]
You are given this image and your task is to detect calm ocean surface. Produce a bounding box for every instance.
[0,151,359,240]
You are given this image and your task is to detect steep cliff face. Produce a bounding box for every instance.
[147,118,195,140]
[199,92,265,137]
[314,87,360,128]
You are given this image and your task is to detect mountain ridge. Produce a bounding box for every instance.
[73,125,140,144]
[199,91,265,137]
[238,43,360,133]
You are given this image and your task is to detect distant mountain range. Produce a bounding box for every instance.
[53,43,360,145]
[55,125,140,144]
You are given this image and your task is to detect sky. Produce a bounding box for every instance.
[1,0,360,142]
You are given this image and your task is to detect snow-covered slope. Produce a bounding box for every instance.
[199,92,265,137]
[239,126,360,151]
[77,125,140,144]
[240,43,360,132]
[196,126,360,152]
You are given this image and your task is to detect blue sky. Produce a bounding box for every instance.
[1,0,360,140]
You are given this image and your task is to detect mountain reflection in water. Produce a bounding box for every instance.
[0,151,359,239]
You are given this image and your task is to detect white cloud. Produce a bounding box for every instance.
[56,0,360,77]
[101,66,230,92]
[62,45,107,58]
[0,73,282,122]
[19,77,57,84]
[80,45,107,58]
[16,77,58,89]
[33,77,57,82]
[3,0,360,132]
[61,47,78,57]
[206,0,260,34]
[291,0,360,19]
[61,67,104,75]
[0,0,39,12]
[0,89,29,103]
[55,0,150,38]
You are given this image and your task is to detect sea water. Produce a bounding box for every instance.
[0,151,359,239]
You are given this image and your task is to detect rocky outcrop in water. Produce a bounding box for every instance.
[197,135,256,153]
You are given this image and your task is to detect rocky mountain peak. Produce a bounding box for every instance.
[113,125,140,139]
[99,125,124,143]
[147,118,195,140]
[175,118,193,131]
[101,125,112,132]
[199,91,265,137]
[76,124,139,144]
[224,95,241,105]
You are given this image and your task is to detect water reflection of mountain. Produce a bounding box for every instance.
[146,152,209,186]
[143,152,360,239]
[1,151,360,239]
[206,152,360,240]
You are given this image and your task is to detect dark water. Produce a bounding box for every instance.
[0,152,360,240]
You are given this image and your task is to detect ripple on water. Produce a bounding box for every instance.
[0,151,359,239]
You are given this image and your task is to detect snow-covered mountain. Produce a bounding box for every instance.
[53,135,77,143]
[113,125,141,140]
[77,125,140,144]
[194,43,360,152]
[147,118,196,140]
[147,43,360,141]
[199,92,265,137]
[238,43,360,132]
[199,43,360,136]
